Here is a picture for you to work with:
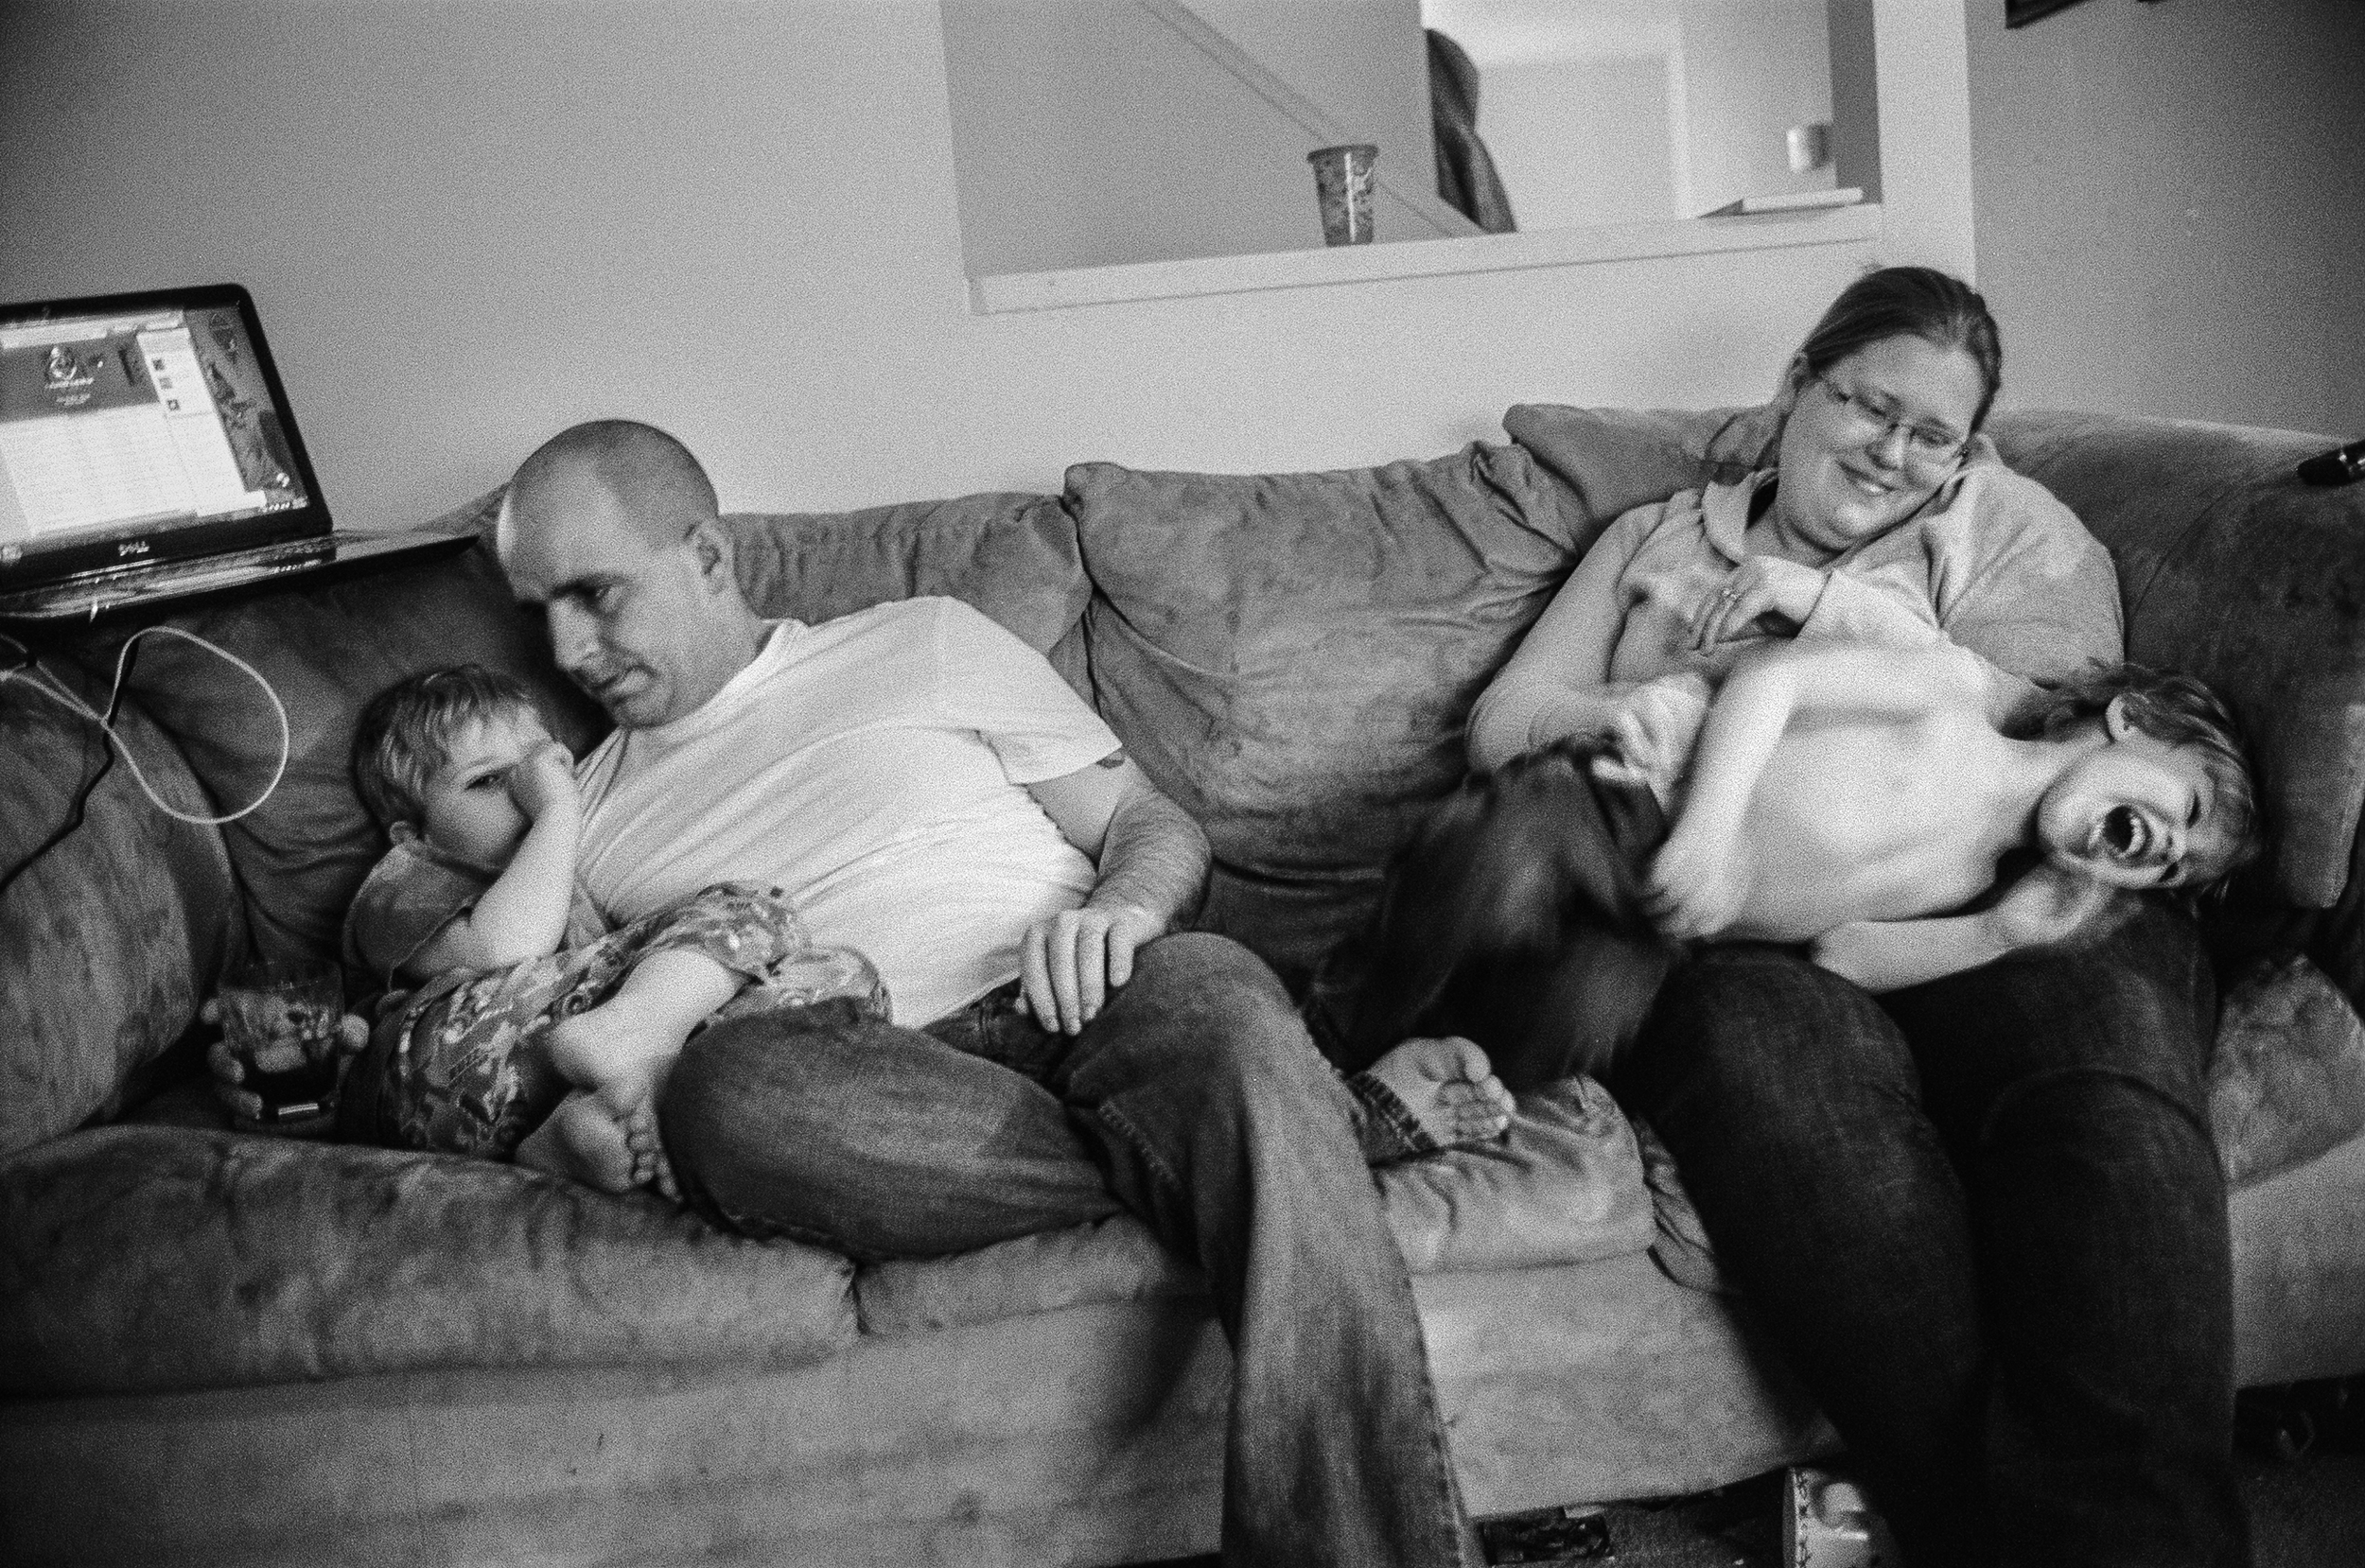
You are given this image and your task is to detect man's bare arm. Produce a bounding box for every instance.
[1023,754,1211,1032]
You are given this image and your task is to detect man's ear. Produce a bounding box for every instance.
[2103,693,2137,741]
[388,820,420,845]
[685,517,734,591]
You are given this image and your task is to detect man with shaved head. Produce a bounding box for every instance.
[483,419,1487,1568]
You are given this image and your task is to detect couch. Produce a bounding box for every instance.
[5,404,2364,1568]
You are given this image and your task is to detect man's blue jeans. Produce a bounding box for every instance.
[657,932,1475,1568]
[1620,902,2250,1568]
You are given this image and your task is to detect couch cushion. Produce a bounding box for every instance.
[2209,955,2365,1184]
[0,671,240,1156]
[855,1076,1652,1337]
[1988,411,2365,910]
[1501,403,1777,521]
[1066,444,1597,982]
[727,491,1090,692]
[0,1124,856,1395]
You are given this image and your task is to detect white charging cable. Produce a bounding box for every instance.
[0,624,290,826]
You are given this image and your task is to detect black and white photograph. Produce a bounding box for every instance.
[3,2,2361,1565]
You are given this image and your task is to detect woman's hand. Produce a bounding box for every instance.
[1642,820,1751,940]
[1691,557,1829,651]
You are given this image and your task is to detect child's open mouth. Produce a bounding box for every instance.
[2100,805,2148,860]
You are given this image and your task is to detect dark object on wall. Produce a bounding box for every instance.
[1428,28,1516,234]
[2299,438,2365,488]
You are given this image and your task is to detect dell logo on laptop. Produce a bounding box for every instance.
[115,539,152,558]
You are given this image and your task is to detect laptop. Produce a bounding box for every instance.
[0,284,472,624]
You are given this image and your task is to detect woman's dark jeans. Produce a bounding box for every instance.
[1619,902,2251,1568]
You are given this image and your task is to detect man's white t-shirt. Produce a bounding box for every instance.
[573,598,1120,1027]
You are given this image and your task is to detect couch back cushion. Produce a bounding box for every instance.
[0,672,241,1155]
[1987,411,2365,914]
[727,491,1091,693]
[1067,443,1600,982]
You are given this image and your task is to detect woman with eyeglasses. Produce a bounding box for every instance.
[1469,265,2116,775]
[1461,268,2252,1567]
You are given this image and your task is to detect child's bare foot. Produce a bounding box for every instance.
[621,1098,680,1201]
[546,996,680,1124]
[516,1089,640,1193]
[1350,1036,1515,1163]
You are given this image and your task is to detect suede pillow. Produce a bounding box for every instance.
[61,493,606,970]
[2208,955,2365,1184]
[1502,403,1777,524]
[1987,411,2365,911]
[0,671,240,1155]
[727,491,1090,692]
[1067,443,1596,981]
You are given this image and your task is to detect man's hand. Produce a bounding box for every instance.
[1691,558,1828,651]
[509,740,579,821]
[1641,821,1750,941]
[1019,902,1165,1035]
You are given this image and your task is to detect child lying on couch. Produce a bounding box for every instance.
[1335,644,2265,1091]
[337,665,885,1193]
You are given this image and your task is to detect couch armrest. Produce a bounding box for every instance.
[1989,413,2365,915]
[0,672,241,1156]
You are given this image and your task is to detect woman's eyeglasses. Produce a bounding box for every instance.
[1813,374,1969,473]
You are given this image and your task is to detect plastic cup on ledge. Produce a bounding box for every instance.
[1307,143,1378,246]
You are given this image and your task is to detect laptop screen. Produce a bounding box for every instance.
[0,285,330,588]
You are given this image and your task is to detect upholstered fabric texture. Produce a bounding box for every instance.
[55,495,605,972]
[1067,444,1596,979]
[727,491,1091,692]
[0,667,239,1155]
[0,1124,856,1395]
[4,1075,1652,1396]
[1988,411,2365,914]
[2209,955,2365,1184]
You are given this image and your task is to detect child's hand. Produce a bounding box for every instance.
[1986,866,2114,951]
[508,740,579,821]
[1606,673,1710,807]
[1642,821,1749,940]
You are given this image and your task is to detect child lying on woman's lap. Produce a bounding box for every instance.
[1340,643,2263,1089]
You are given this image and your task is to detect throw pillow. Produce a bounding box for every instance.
[2208,954,2365,1185]
[1502,403,1778,524]
[1067,442,1599,982]
[727,490,1090,691]
[0,668,240,1154]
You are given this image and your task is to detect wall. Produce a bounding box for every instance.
[943,0,1455,276]
[1,0,1965,535]
[1967,0,2365,433]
